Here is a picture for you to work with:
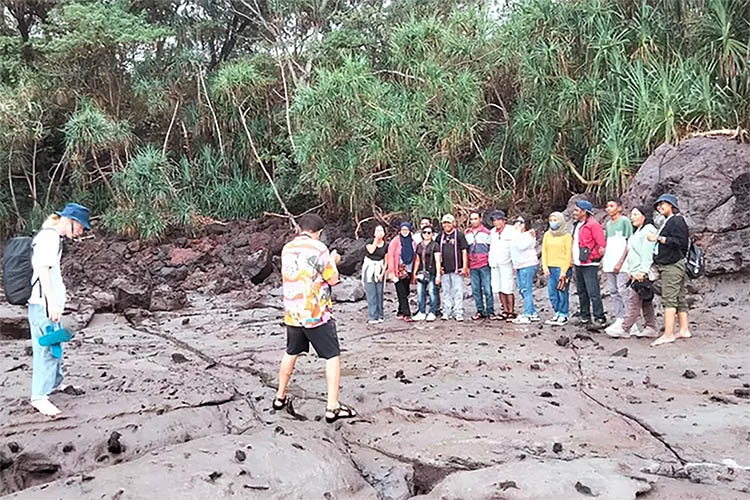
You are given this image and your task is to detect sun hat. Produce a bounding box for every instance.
[653,193,679,211]
[576,200,594,215]
[56,202,91,230]
[441,214,455,224]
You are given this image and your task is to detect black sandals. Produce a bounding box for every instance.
[325,403,357,424]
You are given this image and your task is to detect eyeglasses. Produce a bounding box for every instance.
[423,230,432,234]
[514,219,524,224]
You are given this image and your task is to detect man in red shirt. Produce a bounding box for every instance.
[572,200,607,330]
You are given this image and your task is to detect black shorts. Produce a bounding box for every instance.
[286,320,340,359]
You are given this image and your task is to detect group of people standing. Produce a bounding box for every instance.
[361,193,692,348]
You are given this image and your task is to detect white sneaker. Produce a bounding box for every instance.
[628,324,641,337]
[426,313,436,322]
[528,314,541,322]
[412,313,426,321]
[31,398,61,416]
[455,315,464,321]
[545,315,561,325]
[638,326,658,338]
[368,320,379,325]
[512,315,531,324]
[605,319,630,338]
[442,315,452,321]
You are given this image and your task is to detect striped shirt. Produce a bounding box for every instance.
[465,225,491,269]
[281,235,339,328]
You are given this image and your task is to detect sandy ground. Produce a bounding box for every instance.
[1,284,749,499]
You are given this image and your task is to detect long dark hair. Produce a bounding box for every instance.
[635,206,654,227]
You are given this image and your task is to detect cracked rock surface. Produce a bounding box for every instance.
[1,285,749,499]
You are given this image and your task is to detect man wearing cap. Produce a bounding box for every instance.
[647,194,691,346]
[572,200,607,330]
[488,210,517,320]
[437,214,469,321]
[465,211,494,319]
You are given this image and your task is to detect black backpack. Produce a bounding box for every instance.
[2,229,59,305]
[686,239,705,279]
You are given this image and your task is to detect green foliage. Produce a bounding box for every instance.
[104,146,178,239]
[1,0,750,237]
[63,100,132,154]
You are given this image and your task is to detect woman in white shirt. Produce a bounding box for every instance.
[29,203,90,416]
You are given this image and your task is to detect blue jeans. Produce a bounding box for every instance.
[516,265,538,317]
[547,267,572,318]
[28,304,63,399]
[470,266,494,316]
[364,280,384,320]
[416,276,438,315]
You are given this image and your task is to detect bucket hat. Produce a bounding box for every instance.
[441,214,455,224]
[654,194,679,211]
[490,210,506,220]
[57,202,91,230]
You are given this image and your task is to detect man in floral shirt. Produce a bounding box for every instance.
[273,214,357,424]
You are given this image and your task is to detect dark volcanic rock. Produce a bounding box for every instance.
[0,306,29,340]
[682,369,697,379]
[150,285,187,312]
[622,136,750,276]
[107,432,123,455]
[331,276,365,302]
[330,237,367,276]
[112,279,152,312]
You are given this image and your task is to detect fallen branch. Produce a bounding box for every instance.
[238,104,299,232]
[687,127,748,143]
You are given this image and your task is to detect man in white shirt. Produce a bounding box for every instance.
[488,210,517,320]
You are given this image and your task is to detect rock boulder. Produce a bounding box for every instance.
[622,136,750,276]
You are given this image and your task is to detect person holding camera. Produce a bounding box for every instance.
[572,200,607,330]
[274,214,357,424]
[411,226,441,321]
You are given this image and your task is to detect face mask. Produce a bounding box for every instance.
[549,221,560,230]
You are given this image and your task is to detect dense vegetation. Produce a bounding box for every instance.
[1,0,748,238]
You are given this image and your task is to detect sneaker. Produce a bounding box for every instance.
[412,312,426,321]
[512,315,531,324]
[455,315,465,322]
[605,320,630,338]
[30,398,61,416]
[637,326,658,338]
[528,314,541,322]
[574,317,591,326]
[442,315,453,321]
[426,313,437,322]
[628,324,641,337]
[554,317,569,326]
[588,317,607,331]
[368,320,379,325]
[545,315,561,325]
[377,318,385,324]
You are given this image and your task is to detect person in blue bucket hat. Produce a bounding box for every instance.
[647,193,691,347]
[27,202,90,416]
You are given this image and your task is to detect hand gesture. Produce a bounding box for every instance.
[646,233,658,243]
[330,250,341,265]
